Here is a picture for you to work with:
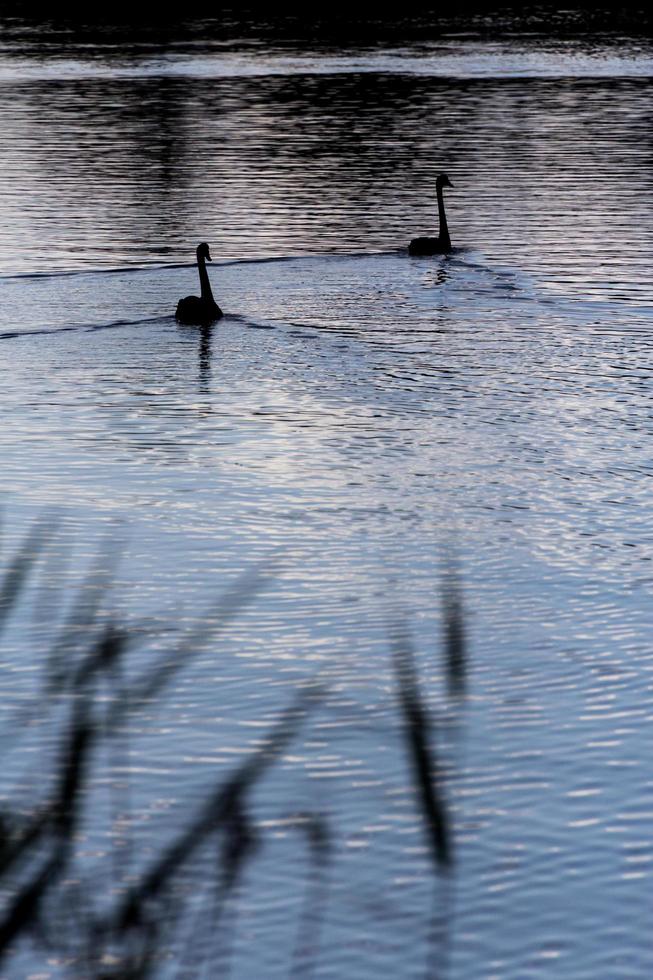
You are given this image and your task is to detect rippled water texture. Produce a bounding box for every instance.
[1,17,653,979]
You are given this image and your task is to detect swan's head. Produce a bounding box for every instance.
[197,242,212,262]
[437,173,453,188]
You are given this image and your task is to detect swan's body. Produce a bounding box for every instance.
[409,174,453,256]
[176,243,223,323]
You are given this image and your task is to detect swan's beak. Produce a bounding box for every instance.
[206,250,212,262]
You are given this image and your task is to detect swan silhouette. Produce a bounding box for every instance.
[408,174,454,256]
[176,243,223,323]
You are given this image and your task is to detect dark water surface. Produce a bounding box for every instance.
[1,21,653,979]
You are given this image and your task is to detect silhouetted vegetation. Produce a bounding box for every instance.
[0,517,467,977]
[2,4,652,44]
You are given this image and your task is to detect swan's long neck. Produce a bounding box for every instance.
[437,184,451,247]
[197,252,215,303]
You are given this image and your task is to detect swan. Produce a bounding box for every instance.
[408,174,454,256]
[175,243,223,323]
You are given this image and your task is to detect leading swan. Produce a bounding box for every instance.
[408,174,454,256]
[176,243,223,323]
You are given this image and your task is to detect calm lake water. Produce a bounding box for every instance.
[1,18,653,979]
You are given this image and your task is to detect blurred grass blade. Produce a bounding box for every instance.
[391,624,451,871]
[0,516,57,632]
[442,560,466,700]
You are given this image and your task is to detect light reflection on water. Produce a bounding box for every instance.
[2,25,653,979]
[1,58,652,289]
[2,40,653,83]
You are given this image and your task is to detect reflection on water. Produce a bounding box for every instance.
[2,16,653,979]
[1,48,652,285]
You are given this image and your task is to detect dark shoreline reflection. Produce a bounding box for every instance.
[2,3,653,48]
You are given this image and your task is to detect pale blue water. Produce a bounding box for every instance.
[1,20,653,979]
